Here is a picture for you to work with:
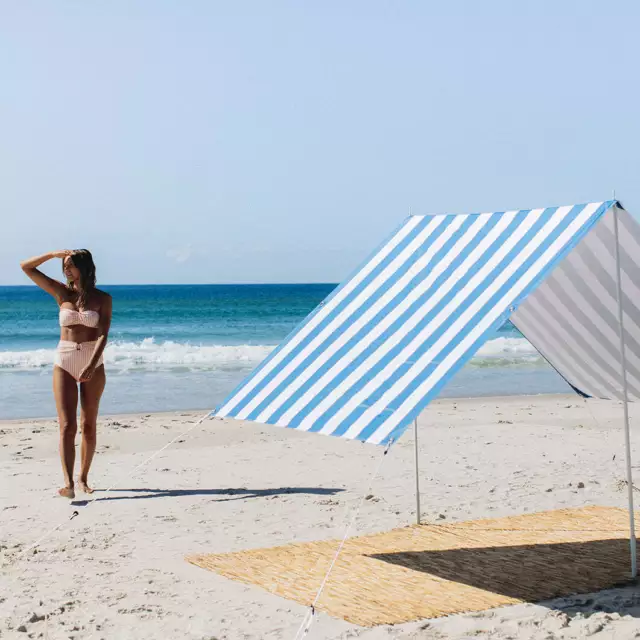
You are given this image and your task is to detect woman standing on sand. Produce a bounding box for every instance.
[20,250,111,499]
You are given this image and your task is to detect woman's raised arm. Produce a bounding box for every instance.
[20,250,71,302]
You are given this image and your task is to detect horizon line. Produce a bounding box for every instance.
[0,281,340,288]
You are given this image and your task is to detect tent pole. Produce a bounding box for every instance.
[414,417,421,524]
[613,203,638,579]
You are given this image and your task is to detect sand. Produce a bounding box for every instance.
[1,394,640,639]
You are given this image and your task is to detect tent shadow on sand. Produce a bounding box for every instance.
[369,538,640,617]
[73,486,343,505]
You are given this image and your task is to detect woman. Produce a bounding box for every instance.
[21,250,112,499]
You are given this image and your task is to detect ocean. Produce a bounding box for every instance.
[0,284,570,419]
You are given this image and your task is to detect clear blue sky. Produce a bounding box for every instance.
[2,1,639,285]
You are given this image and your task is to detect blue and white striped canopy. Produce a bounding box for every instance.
[213,201,615,445]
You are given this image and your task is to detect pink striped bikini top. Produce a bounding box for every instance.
[59,307,100,328]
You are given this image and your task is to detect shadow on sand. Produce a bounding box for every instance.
[73,486,344,505]
[370,538,640,619]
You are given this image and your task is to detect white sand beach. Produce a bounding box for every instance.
[2,394,640,639]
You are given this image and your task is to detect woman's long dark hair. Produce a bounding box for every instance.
[64,249,97,310]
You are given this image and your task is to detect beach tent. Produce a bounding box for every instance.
[212,200,639,576]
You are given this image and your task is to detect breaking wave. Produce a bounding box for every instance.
[0,338,273,373]
[0,335,543,373]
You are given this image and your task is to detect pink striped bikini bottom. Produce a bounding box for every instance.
[54,340,104,381]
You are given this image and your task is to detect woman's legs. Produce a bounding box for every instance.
[78,365,106,493]
[53,365,78,498]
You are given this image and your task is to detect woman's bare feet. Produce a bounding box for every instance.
[77,479,94,494]
[58,485,75,499]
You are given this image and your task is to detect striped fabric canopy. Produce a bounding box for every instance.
[213,201,622,445]
[512,204,640,401]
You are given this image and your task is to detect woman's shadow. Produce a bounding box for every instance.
[73,486,343,505]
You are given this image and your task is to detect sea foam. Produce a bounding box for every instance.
[0,336,542,372]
